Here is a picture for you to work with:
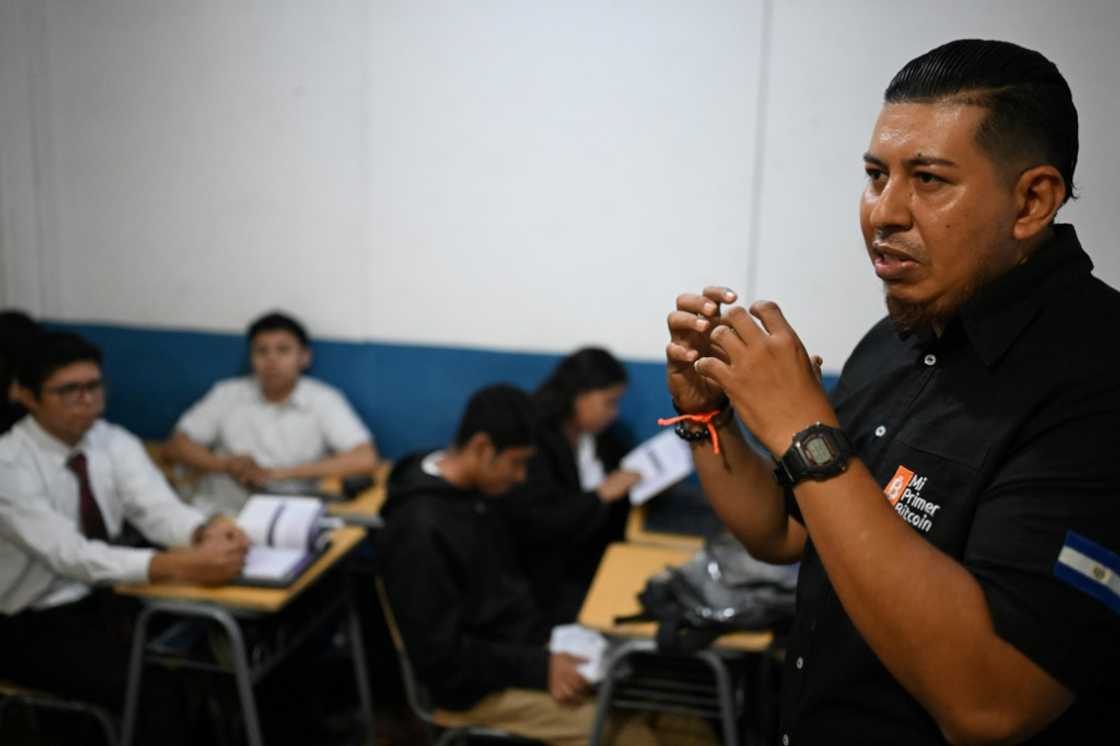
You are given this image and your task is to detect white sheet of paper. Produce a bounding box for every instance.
[621,428,695,505]
[548,624,609,683]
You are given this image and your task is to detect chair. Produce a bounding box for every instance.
[373,577,541,746]
[589,640,750,746]
[0,679,119,746]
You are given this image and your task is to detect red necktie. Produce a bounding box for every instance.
[66,452,110,542]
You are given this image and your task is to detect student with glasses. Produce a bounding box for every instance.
[0,331,249,740]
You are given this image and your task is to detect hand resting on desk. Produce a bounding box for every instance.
[148,536,247,585]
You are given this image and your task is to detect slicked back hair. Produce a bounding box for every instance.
[885,39,1078,203]
[454,384,536,453]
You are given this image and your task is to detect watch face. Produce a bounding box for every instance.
[802,433,837,466]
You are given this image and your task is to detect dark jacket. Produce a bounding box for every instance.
[505,423,631,625]
[378,452,552,710]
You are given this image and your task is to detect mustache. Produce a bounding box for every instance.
[871,231,922,254]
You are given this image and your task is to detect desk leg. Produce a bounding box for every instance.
[209,607,264,746]
[121,603,157,746]
[696,650,740,746]
[589,640,645,746]
[345,589,376,745]
[121,602,264,746]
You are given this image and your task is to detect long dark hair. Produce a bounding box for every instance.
[534,347,627,426]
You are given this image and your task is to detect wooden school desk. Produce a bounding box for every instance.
[580,541,772,652]
[580,541,774,746]
[115,526,373,746]
[323,461,393,527]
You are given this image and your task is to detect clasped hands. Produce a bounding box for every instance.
[222,453,290,488]
[666,286,836,456]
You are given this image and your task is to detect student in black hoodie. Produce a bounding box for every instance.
[379,384,599,744]
[380,385,708,746]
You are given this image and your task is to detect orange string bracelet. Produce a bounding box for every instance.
[657,409,726,454]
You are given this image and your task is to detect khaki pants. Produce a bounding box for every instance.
[437,688,719,746]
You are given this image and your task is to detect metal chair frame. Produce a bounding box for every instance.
[589,639,747,746]
[0,679,119,746]
[374,576,540,746]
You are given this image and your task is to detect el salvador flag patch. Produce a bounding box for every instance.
[1054,530,1120,615]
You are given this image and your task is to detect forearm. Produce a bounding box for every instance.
[166,431,228,473]
[693,420,805,563]
[148,549,191,583]
[272,442,377,482]
[795,462,1070,742]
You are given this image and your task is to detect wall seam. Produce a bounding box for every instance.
[744,0,773,303]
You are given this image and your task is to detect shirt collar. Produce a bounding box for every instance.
[957,224,1092,368]
[20,414,91,461]
[254,377,310,409]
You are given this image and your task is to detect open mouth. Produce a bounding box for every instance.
[872,246,918,281]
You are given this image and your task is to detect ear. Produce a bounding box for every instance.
[299,347,312,371]
[463,432,496,461]
[10,382,35,409]
[1011,165,1066,242]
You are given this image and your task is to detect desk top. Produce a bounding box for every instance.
[579,542,772,652]
[625,504,704,551]
[115,525,366,613]
[323,462,392,520]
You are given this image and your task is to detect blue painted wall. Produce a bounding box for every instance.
[51,321,838,460]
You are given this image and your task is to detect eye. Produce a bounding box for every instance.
[864,167,884,182]
[914,171,942,185]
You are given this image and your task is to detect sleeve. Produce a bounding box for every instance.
[175,381,229,445]
[110,427,206,547]
[313,385,372,453]
[964,393,1120,694]
[505,479,608,547]
[504,428,610,546]
[381,516,549,701]
[0,458,155,585]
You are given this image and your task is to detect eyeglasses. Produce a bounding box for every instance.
[43,379,105,407]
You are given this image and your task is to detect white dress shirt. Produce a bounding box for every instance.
[176,376,372,516]
[575,433,606,492]
[0,416,205,615]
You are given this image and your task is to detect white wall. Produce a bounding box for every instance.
[2,0,1118,366]
[755,0,1120,367]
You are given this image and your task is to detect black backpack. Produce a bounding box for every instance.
[616,531,799,654]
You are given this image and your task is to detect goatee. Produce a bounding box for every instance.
[886,295,938,334]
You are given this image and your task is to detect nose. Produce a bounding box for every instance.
[867,174,912,233]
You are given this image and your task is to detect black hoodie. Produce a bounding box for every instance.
[379,451,552,710]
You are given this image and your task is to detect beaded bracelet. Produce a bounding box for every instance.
[656,398,733,454]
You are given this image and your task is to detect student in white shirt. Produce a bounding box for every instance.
[166,312,378,516]
[0,331,248,733]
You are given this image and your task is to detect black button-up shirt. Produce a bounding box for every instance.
[780,225,1120,745]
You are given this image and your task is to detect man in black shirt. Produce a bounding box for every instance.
[665,39,1118,744]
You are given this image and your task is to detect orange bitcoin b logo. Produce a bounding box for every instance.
[884,466,915,506]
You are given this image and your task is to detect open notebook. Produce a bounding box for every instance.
[234,495,332,587]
